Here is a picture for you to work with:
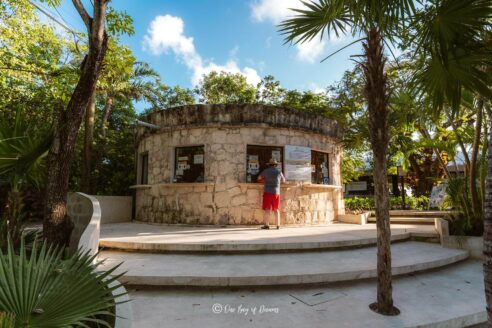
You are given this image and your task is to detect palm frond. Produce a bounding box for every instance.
[0,238,126,328]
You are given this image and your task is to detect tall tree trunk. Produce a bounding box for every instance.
[364,29,399,316]
[81,92,96,194]
[470,98,484,217]
[92,96,113,193]
[484,113,492,326]
[43,0,109,247]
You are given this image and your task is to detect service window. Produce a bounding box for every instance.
[139,152,148,185]
[174,145,204,183]
[246,145,283,183]
[311,150,330,184]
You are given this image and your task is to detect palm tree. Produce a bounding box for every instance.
[280,0,416,315]
[408,0,492,323]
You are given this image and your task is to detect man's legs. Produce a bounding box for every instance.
[275,209,280,229]
[263,209,270,227]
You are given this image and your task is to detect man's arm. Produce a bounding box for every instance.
[280,172,286,183]
[257,170,265,183]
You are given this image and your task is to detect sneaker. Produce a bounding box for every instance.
[260,225,270,230]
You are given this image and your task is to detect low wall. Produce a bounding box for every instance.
[67,193,133,327]
[67,192,101,256]
[338,212,370,225]
[435,218,483,259]
[135,182,342,225]
[94,195,133,224]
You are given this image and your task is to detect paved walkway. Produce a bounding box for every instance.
[99,222,438,252]
[127,260,485,328]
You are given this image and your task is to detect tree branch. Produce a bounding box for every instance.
[92,0,108,45]
[72,0,92,31]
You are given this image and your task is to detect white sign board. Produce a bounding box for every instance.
[429,183,446,209]
[284,145,311,181]
[346,181,367,191]
[285,164,311,181]
[285,145,311,163]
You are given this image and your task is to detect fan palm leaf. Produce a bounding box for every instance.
[0,238,125,327]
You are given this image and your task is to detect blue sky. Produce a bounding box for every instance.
[50,0,358,94]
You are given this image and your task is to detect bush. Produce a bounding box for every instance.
[0,238,125,327]
[345,195,430,212]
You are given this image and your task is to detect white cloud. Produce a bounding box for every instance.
[251,0,304,24]
[251,0,347,63]
[144,15,261,86]
[296,38,327,63]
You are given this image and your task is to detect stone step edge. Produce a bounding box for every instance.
[99,232,420,253]
[115,251,469,287]
[368,217,436,223]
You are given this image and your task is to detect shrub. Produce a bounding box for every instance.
[345,195,430,212]
[0,239,125,327]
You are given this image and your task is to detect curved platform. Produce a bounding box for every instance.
[98,241,467,287]
[99,223,439,253]
[127,260,484,328]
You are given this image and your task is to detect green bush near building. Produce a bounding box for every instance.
[345,196,429,212]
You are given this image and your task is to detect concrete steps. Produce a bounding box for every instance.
[99,223,439,253]
[127,260,485,328]
[98,241,468,287]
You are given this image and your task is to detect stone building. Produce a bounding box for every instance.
[133,104,345,225]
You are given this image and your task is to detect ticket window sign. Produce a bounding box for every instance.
[284,145,311,181]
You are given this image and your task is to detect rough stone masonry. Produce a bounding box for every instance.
[134,104,345,225]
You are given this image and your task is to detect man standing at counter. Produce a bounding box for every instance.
[257,159,285,230]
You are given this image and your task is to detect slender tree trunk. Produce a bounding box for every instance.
[43,0,109,247]
[451,121,471,174]
[91,96,113,193]
[470,98,484,216]
[81,93,96,194]
[100,95,113,136]
[484,113,492,326]
[363,29,399,316]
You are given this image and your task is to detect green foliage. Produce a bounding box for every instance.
[442,177,483,236]
[0,238,124,327]
[106,8,135,39]
[0,109,52,190]
[409,0,492,112]
[345,195,429,212]
[145,83,196,113]
[279,0,416,45]
[195,71,256,104]
[345,196,375,212]
[0,312,15,328]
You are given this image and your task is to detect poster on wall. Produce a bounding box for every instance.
[285,145,311,163]
[284,145,311,181]
[271,150,281,162]
[247,155,260,175]
[193,154,204,164]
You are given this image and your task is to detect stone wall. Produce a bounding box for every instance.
[135,104,344,225]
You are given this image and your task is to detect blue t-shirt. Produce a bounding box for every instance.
[259,167,285,194]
